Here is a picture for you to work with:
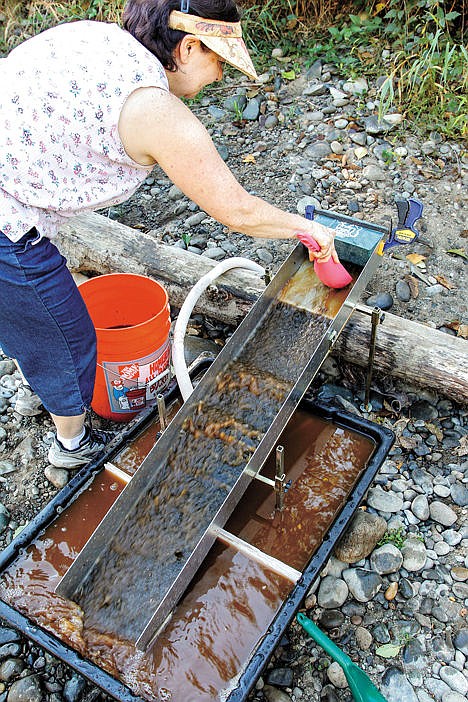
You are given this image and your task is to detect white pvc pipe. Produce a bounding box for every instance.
[173,257,265,401]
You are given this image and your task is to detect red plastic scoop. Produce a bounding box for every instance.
[295,231,353,289]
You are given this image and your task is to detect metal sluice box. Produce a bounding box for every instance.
[0,208,395,701]
[55,208,388,651]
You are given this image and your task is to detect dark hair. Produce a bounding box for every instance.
[123,0,240,72]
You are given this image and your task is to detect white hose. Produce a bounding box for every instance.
[173,257,265,401]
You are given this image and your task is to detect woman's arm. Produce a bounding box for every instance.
[119,87,337,261]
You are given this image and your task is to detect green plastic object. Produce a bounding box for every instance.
[296,613,389,702]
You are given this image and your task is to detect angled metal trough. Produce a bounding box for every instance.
[55,210,387,649]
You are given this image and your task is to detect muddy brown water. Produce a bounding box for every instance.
[62,301,334,642]
[74,363,291,642]
[0,410,374,702]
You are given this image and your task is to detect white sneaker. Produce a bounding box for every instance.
[48,427,116,469]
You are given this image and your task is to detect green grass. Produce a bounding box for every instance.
[304,2,467,140]
[1,0,123,54]
[379,35,468,138]
[377,527,407,550]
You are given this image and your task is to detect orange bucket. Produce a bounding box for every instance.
[79,273,171,422]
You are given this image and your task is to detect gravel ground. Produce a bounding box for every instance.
[0,51,467,702]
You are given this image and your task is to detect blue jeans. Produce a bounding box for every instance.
[0,229,96,415]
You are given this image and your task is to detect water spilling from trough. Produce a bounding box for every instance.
[0,409,375,701]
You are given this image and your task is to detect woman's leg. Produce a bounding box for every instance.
[50,411,87,439]
[0,229,113,466]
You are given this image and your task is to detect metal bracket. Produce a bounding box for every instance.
[157,393,168,431]
[245,470,275,488]
[275,445,286,512]
[244,444,287,512]
[104,462,132,485]
[209,525,301,583]
[351,305,385,411]
[327,329,338,350]
[353,302,386,321]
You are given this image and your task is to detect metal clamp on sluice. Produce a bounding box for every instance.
[157,393,168,432]
[275,445,286,512]
[350,305,385,412]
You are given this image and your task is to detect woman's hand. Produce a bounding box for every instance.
[298,221,338,263]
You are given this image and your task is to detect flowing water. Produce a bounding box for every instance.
[63,302,332,642]
[0,411,374,702]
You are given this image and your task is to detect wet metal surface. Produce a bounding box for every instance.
[57,224,384,647]
[279,260,359,316]
[73,363,289,643]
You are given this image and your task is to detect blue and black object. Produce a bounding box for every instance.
[304,204,387,267]
[383,197,424,251]
[305,198,424,259]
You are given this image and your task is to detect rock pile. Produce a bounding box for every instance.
[113,53,467,330]
[0,52,466,702]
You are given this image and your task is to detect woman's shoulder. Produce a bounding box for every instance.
[5,20,123,61]
[37,20,133,53]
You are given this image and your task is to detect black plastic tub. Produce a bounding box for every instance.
[0,387,394,702]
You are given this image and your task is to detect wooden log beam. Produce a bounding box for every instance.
[57,212,265,326]
[333,311,468,405]
[57,213,468,404]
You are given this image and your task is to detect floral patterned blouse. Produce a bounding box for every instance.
[0,21,169,242]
